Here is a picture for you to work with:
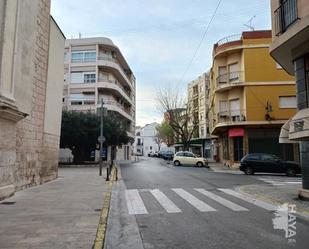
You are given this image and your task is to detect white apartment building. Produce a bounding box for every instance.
[63,37,136,160]
[133,123,160,156]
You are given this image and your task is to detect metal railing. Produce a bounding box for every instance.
[216,34,242,46]
[216,71,244,87]
[98,78,132,99]
[274,0,298,36]
[101,99,132,116]
[216,109,246,124]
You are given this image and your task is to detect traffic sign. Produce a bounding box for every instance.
[98,136,106,143]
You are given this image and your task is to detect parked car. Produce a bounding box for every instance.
[159,150,174,160]
[153,151,159,157]
[240,153,301,176]
[148,151,155,157]
[173,151,208,167]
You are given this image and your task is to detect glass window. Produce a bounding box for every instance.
[185,152,195,158]
[71,72,83,83]
[71,52,83,63]
[279,96,297,108]
[261,154,278,161]
[246,154,260,160]
[228,63,239,82]
[176,152,184,156]
[71,51,96,63]
[84,73,96,83]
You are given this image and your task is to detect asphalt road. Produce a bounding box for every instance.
[105,157,309,249]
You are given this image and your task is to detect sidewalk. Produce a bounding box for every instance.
[238,183,309,219]
[0,167,109,249]
[208,162,243,174]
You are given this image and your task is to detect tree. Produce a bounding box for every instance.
[156,121,175,148]
[60,111,131,163]
[156,85,198,151]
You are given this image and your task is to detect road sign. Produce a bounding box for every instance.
[98,135,106,143]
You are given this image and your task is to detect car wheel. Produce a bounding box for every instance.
[196,162,203,167]
[286,168,296,177]
[244,167,254,175]
[174,160,180,166]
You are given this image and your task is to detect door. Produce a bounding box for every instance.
[185,152,196,165]
[233,137,243,162]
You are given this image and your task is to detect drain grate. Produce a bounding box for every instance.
[1,201,16,205]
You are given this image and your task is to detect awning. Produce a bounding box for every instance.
[228,128,244,137]
[279,119,298,143]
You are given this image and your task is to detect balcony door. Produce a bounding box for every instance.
[230,99,241,121]
[228,63,239,83]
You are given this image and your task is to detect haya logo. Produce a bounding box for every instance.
[272,203,296,243]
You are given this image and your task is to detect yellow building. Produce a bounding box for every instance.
[208,30,298,167]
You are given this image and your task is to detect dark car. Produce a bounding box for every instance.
[158,151,174,160]
[240,153,301,176]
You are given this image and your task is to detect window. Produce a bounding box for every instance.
[185,152,195,158]
[228,63,239,82]
[201,127,205,137]
[71,51,96,63]
[279,96,296,108]
[229,99,241,117]
[218,66,227,83]
[176,152,184,156]
[261,154,279,161]
[71,72,96,84]
[84,73,96,83]
[245,154,260,161]
[219,100,228,114]
[200,113,204,121]
[150,146,152,150]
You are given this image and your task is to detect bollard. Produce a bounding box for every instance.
[106,167,109,181]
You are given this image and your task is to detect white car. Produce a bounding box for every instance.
[173,151,208,167]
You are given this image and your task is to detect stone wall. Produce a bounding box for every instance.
[0,0,64,199]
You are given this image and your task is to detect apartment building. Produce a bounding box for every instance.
[133,123,160,156]
[0,0,65,199]
[187,73,214,159]
[63,38,136,160]
[269,0,309,198]
[208,30,298,168]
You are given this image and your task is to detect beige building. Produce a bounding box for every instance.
[0,0,65,199]
[270,0,309,198]
[63,38,136,160]
[187,73,213,158]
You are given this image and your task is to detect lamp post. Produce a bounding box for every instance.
[99,98,105,176]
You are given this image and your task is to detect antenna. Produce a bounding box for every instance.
[243,15,256,31]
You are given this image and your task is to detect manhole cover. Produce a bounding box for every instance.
[1,201,16,205]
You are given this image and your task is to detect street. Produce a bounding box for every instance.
[105,157,309,249]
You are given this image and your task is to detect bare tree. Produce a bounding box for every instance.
[156,85,198,151]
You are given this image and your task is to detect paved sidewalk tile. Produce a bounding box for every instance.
[0,167,108,249]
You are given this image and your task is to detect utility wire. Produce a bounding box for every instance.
[178,0,223,84]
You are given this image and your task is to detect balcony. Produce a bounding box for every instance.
[214,34,242,56]
[100,100,133,121]
[97,56,133,88]
[216,109,246,125]
[274,0,298,36]
[97,79,132,105]
[215,71,244,92]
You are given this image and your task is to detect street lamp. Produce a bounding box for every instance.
[99,98,105,176]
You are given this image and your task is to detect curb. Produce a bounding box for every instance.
[237,185,309,220]
[93,165,117,249]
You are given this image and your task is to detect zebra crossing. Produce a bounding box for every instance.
[125,188,277,215]
[257,177,302,186]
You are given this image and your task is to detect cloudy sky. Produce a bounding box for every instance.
[51,0,271,127]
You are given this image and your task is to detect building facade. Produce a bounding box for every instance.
[208,30,298,167]
[270,0,309,197]
[0,0,65,199]
[133,123,160,156]
[187,73,214,159]
[63,37,136,160]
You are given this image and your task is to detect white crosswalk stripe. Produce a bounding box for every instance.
[124,188,278,215]
[218,188,277,211]
[150,189,182,213]
[194,188,248,211]
[258,177,301,186]
[172,188,216,212]
[125,189,148,215]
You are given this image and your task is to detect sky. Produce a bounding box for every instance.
[51,0,271,127]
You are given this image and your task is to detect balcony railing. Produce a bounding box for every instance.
[98,78,132,99]
[216,71,244,88]
[101,99,132,116]
[216,34,242,46]
[216,109,246,124]
[274,0,298,36]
